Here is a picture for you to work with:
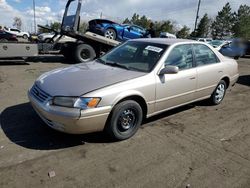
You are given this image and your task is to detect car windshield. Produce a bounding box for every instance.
[98,41,168,72]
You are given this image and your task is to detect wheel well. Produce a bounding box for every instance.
[222,77,230,88]
[106,27,117,34]
[117,96,148,120]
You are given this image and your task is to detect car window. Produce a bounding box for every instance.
[165,44,193,70]
[193,44,220,66]
[100,41,168,72]
[11,29,19,32]
[131,26,140,33]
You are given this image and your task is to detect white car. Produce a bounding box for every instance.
[160,32,177,39]
[197,38,213,43]
[37,33,76,43]
[208,40,231,51]
[4,27,30,39]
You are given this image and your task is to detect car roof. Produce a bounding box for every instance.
[131,38,194,45]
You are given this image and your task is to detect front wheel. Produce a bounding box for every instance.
[105,100,143,140]
[209,80,227,105]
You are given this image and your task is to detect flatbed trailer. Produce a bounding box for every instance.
[0,0,121,63]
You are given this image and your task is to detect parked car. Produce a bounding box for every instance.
[208,40,230,50]
[244,40,250,56]
[160,32,177,39]
[0,30,18,42]
[197,38,213,43]
[219,40,245,59]
[88,19,147,41]
[28,39,239,140]
[37,32,76,43]
[3,27,30,39]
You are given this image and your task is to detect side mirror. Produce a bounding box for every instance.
[159,66,179,75]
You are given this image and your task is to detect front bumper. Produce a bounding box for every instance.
[28,91,111,134]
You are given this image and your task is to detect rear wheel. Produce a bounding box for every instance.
[105,100,143,140]
[209,80,227,105]
[104,28,117,40]
[74,43,96,63]
[0,39,8,42]
[23,34,28,39]
[44,38,53,43]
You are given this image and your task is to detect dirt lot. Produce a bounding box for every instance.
[0,56,250,188]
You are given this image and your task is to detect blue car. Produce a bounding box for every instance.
[219,40,246,59]
[88,19,148,41]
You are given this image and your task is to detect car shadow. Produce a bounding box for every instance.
[0,58,30,65]
[143,104,195,125]
[0,55,75,66]
[0,103,112,150]
[26,55,73,64]
[0,101,208,150]
[237,75,250,87]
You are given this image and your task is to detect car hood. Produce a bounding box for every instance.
[36,61,146,96]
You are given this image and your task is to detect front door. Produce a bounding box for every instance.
[155,44,197,113]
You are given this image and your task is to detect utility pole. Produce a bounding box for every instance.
[33,0,36,33]
[194,0,201,34]
[100,12,103,19]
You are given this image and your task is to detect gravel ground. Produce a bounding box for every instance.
[0,56,250,188]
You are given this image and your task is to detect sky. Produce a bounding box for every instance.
[0,0,249,32]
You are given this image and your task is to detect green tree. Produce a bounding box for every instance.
[50,22,61,32]
[195,13,211,37]
[13,17,22,30]
[154,21,175,37]
[211,2,234,39]
[123,18,131,24]
[79,21,88,33]
[233,5,250,39]
[176,26,190,38]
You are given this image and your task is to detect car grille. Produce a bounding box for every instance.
[30,84,51,103]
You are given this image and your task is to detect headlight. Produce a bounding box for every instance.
[52,97,101,109]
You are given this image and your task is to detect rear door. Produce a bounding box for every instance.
[193,44,224,99]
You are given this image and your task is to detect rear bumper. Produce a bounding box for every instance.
[230,74,239,87]
[28,91,111,134]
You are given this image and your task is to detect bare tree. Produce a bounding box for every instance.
[13,17,22,30]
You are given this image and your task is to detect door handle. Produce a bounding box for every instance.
[189,77,196,80]
[218,70,223,73]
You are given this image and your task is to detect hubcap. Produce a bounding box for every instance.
[105,30,115,39]
[118,109,136,131]
[215,83,225,103]
[80,49,90,60]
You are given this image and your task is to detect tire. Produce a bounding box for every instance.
[0,39,8,42]
[105,100,143,140]
[23,34,28,39]
[234,56,240,60]
[209,80,227,105]
[104,28,117,40]
[74,43,96,63]
[44,38,53,43]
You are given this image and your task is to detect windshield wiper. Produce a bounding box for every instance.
[105,61,130,70]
